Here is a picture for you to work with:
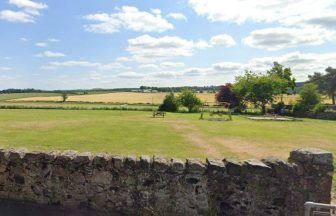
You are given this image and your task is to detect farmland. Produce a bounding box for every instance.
[10,92,217,104]
[8,92,333,105]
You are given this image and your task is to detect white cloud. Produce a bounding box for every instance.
[48,38,60,42]
[167,12,187,21]
[188,0,336,26]
[116,56,133,62]
[210,34,236,47]
[83,6,173,34]
[0,10,34,23]
[35,42,48,47]
[209,51,336,81]
[189,0,336,50]
[0,66,12,71]
[152,71,180,78]
[150,9,161,15]
[116,71,145,79]
[43,60,130,71]
[160,61,185,68]
[20,37,28,41]
[36,51,66,58]
[9,0,47,14]
[243,27,334,50]
[43,61,99,69]
[212,62,245,73]
[0,0,47,23]
[304,14,336,30]
[137,62,186,71]
[194,39,211,49]
[183,67,209,76]
[248,52,336,78]
[127,34,210,62]
[138,64,160,70]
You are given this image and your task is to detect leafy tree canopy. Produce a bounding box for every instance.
[178,89,203,113]
[233,71,286,113]
[267,62,296,94]
[215,83,240,108]
[309,67,336,104]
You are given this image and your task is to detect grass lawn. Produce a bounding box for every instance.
[0,109,335,161]
[2,109,336,197]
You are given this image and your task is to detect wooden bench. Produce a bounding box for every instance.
[153,111,166,118]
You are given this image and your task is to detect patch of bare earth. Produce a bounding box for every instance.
[212,137,288,159]
[165,119,221,158]
[165,119,288,159]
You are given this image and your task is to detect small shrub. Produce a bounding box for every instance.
[299,83,321,106]
[313,103,327,114]
[158,93,179,112]
[292,102,309,115]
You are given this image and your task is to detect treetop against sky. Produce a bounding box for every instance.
[0,0,336,90]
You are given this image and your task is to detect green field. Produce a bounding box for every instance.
[0,109,335,160]
[0,93,61,101]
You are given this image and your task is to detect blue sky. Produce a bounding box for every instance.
[0,0,336,90]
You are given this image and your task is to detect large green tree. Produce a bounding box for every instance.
[178,89,203,113]
[309,67,336,104]
[233,71,285,114]
[267,62,296,101]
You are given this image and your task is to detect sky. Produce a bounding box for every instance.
[0,0,336,90]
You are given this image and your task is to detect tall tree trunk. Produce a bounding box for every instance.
[332,92,335,105]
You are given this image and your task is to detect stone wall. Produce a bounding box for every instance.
[0,148,333,215]
[305,112,336,120]
[290,111,336,120]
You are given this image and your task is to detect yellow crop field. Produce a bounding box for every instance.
[11,92,218,104]
[275,94,332,104]
[10,92,332,105]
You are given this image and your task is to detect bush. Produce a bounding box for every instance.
[299,83,321,106]
[158,93,179,112]
[292,102,309,115]
[313,103,327,114]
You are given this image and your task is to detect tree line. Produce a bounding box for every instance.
[158,62,336,115]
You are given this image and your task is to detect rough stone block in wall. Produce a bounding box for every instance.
[0,148,333,215]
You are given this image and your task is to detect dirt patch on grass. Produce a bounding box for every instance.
[213,137,288,160]
[165,119,221,158]
[165,119,290,159]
